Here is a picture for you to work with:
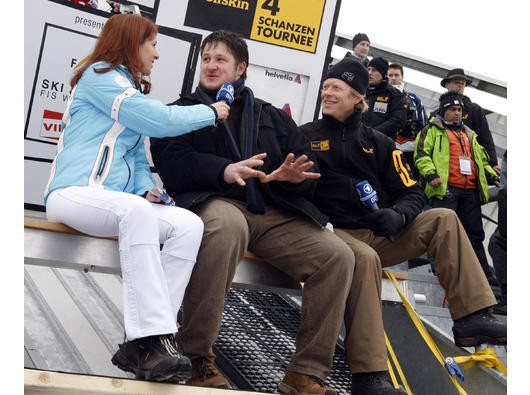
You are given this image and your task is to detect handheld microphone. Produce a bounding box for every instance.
[356,180,394,241]
[214,82,238,156]
[154,187,175,206]
[216,82,235,105]
[355,180,379,211]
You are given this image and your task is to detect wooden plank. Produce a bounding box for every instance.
[24,217,117,240]
[24,216,261,261]
[24,369,272,395]
[383,269,408,281]
[24,216,405,280]
[24,216,303,290]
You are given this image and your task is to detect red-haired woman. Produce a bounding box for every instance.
[44,13,229,382]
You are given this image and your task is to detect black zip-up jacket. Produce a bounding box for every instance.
[462,95,498,167]
[300,112,426,229]
[361,80,408,139]
[149,91,329,227]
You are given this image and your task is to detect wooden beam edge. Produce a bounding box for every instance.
[24,368,272,395]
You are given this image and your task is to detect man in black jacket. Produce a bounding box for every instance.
[440,68,500,171]
[300,57,506,394]
[362,57,408,141]
[150,30,382,395]
[344,32,371,67]
[488,150,507,314]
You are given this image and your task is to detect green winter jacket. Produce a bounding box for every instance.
[414,116,499,203]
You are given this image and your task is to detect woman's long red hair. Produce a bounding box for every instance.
[71,13,158,93]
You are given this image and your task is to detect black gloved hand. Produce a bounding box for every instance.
[366,208,405,238]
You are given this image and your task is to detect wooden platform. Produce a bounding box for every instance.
[24,215,303,292]
[24,216,408,289]
[24,369,272,395]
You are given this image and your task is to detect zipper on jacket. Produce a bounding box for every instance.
[255,106,262,142]
[122,136,141,191]
[123,161,131,191]
[191,192,211,206]
[96,146,110,180]
[472,154,486,200]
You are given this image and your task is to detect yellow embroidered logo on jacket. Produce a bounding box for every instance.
[376,96,389,102]
[311,140,330,151]
[392,149,416,186]
[362,147,374,154]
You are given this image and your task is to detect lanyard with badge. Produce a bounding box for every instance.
[451,130,473,175]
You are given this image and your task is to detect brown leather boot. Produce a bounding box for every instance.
[278,371,338,395]
[186,358,232,389]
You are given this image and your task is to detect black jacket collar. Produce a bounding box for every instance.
[322,111,362,129]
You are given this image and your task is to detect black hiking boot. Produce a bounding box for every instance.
[351,371,407,394]
[452,309,507,347]
[111,334,192,382]
[486,273,500,287]
[493,303,507,316]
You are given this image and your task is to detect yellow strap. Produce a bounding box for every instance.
[385,331,413,394]
[454,348,507,375]
[386,358,398,387]
[384,270,467,395]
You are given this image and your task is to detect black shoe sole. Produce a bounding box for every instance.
[454,335,507,347]
[111,352,138,377]
[351,385,407,394]
[111,352,192,382]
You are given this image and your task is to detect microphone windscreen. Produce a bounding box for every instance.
[355,180,379,209]
[216,82,235,105]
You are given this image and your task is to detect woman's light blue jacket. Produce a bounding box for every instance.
[44,61,215,202]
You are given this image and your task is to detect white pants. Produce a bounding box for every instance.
[46,186,203,341]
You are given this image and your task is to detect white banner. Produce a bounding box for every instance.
[25,0,341,208]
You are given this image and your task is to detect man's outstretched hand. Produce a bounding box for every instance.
[259,153,321,184]
[223,153,268,186]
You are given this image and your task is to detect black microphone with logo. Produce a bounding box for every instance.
[355,180,395,241]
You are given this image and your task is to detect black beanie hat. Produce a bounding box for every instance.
[440,68,472,87]
[326,57,369,94]
[352,33,370,50]
[368,57,389,78]
[438,91,464,115]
